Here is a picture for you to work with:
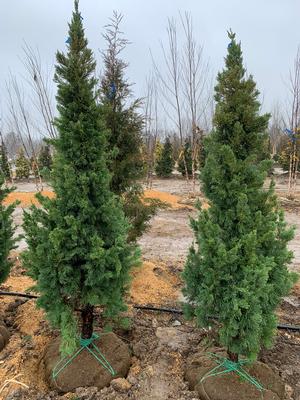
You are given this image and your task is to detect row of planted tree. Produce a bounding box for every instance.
[0,1,297,396]
[0,135,194,182]
[1,130,298,184]
[0,144,52,181]
[153,136,204,178]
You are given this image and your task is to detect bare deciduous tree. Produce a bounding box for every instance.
[286,47,300,197]
[143,73,160,188]
[21,43,57,139]
[6,74,43,190]
[269,102,284,157]
[152,18,189,181]
[152,14,212,190]
[180,12,211,190]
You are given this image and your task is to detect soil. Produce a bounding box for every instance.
[0,176,299,400]
[43,333,131,393]
[186,349,285,400]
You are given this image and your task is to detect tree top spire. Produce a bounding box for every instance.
[227,29,236,41]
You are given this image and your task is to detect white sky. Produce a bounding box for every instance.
[0,0,299,127]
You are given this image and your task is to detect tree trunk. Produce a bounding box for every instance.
[81,304,94,339]
[227,350,238,363]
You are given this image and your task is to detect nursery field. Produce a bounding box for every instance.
[0,176,299,400]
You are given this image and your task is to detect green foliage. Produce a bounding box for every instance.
[22,1,139,354]
[123,185,165,242]
[155,137,174,178]
[15,148,30,180]
[154,139,163,165]
[278,140,300,171]
[178,138,193,176]
[38,145,53,177]
[182,31,296,360]
[30,156,39,179]
[99,12,158,241]
[0,174,18,284]
[198,134,207,170]
[278,145,290,171]
[0,144,11,181]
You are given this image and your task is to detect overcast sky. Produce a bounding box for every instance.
[0,0,299,128]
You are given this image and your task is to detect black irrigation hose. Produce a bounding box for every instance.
[277,323,300,332]
[0,290,38,299]
[133,304,183,314]
[133,304,300,332]
[1,291,300,332]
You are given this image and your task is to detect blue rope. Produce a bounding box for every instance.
[52,332,116,381]
[200,352,264,392]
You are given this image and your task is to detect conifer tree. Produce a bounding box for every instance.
[15,148,30,180]
[0,174,17,284]
[154,139,163,166]
[23,1,138,354]
[198,132,206,170]
[99,12,158,242]
[183,31,296,361]
[38,144,53,171]
[0,143,11,181]
[155,136,174,178]
[178,138,193,176]
[38,144,53,178]
[30,156,39,179]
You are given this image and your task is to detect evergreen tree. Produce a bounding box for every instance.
[38,145,53,171]
[178,138,193,176]
[154,139,163,166]
[30,156,39,179]
[183,31,296,361]
[278,139,300,171]
[15,148,30,180]
[23,1,139,354]
[197,130,206,170]
[0,143,11,181]
[0,174,17,284]
[155,137,174,177]
[38,144,53,178]
[99,12,158,242]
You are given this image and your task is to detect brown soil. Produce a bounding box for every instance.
[1,260,299,400]
[144,189,203,210]
[186,349,285,400]
[3,188,205,210]
[3,191,54,207]
[0,326,10,352]
[130,261,181,305]
[43,333,131,393]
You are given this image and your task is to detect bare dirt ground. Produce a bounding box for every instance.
[141,177,300,273]
[0,176,300,400]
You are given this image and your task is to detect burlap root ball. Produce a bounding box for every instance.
[42,332,131,393]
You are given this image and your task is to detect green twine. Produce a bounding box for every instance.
[200,352,264,392]
[52,332,116,381]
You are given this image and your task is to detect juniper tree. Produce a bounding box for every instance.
[183,31,296,361]
[99,12,158,242]
[30,156,39,179]
[38,144,53,179]
[0,174,17,284]
[23,1,138,354]
[0,143,11,181]
[178,138,193,176]
[15,148,30,180]
[38,144,53,172]
[154,139,163,166]
[155,136,174,178]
